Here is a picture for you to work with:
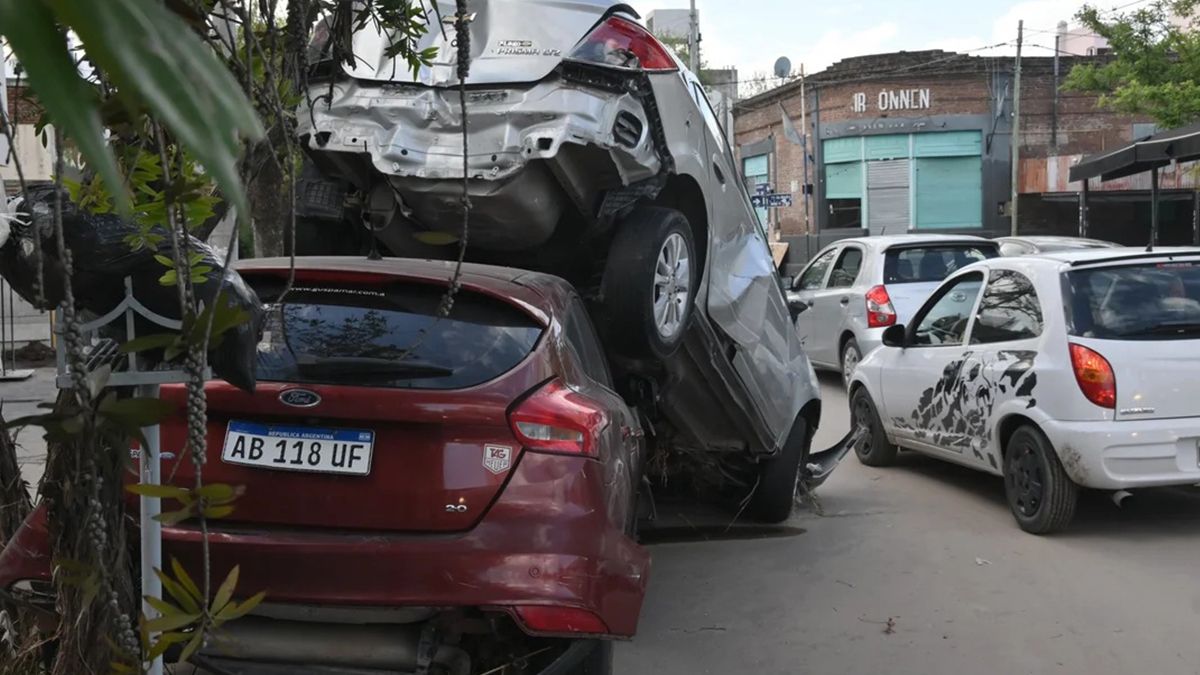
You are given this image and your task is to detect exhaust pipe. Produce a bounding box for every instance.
[204,617,469,674]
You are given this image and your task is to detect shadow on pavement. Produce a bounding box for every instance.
[886,449,1200,538]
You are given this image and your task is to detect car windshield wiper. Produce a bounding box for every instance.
[294,355,455,378]
[1116,321,1200,337]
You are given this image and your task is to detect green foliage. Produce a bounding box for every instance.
[1064,0,1200,128]
[63,146,222,258]
[121,291,251,364]
[343,0,436,77]
[126,480,243,526]
[140,560,266,664]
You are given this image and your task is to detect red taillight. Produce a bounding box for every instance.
[514,606,610,636]
[866,285,897,328]
[567,16,679,71]
[1069,343,1116,409]
[509,380,608,458]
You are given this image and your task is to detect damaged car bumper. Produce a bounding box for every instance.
[299,76,662,249]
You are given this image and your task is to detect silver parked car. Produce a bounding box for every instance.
[296,1,847,523]
[790,235,999,385]
[995,235,1118,256]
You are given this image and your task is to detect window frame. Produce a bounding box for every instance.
[796,247,839,291]
[906,271,986,348]
[828,245,865,289]
[969,269,1044,345]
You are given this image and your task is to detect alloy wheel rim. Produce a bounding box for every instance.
[853,398,874,454]
[843,345,860,387]
[653,232,691,339]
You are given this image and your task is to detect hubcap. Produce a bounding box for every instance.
[853,397,874,455]
[653,233,691,339]
[842,345,860,387]
[1008,444,1045,517]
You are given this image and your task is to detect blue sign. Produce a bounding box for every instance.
[750,193,794,208]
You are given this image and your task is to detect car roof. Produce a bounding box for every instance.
[996,236,1114,246]
[1032,247,1200,265]
[235,256,573,324]
[836,234,993,249]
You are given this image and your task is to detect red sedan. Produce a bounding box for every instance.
[0,257,649,673]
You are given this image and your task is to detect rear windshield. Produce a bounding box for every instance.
[1066,261,1200,340]
[884,245,997,284]
[251,279,543,389]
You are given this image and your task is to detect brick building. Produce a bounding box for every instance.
[733,50,1188,274]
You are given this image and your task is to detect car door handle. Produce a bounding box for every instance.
[713,163,726,185]
[840,297,850,306]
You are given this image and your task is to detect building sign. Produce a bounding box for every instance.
[852,88,932,113]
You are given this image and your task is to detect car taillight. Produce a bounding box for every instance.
[1069,343,1116,409]
[514,606,610,636]
[567,16,679,71]
[866,285,897,328]
[509,380,608,458]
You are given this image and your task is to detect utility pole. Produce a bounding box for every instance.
[800,64,811,231]
[1052,21,1065,148]
[688,0,700,73]
[1010,19,1023,237]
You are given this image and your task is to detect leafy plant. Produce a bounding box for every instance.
[1065,0,1200,128]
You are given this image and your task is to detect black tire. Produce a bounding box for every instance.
[748,414,812,524]
[841,338,862,389]
[850,387,898,467]
[1004,425,1078,534]
[601,207,697,359]
[577,641,613,675]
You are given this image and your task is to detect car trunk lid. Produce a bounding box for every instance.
[343,0,618,86]
[157,271,550,533]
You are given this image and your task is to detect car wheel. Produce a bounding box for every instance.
[850,387,898,467]
[841,338,862,389]
[602,207,696,359]
[577,641,613,675]
[1004,425,1078,534]
[747,414,812,524]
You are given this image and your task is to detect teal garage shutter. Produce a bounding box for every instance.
[914,156,983,228]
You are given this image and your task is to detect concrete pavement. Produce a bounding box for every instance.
[617,373,1200,675]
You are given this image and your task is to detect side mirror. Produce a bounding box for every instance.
[786,291,809,320]
[881,324,907,348]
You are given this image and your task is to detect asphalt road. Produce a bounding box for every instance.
[617,373,1200,675]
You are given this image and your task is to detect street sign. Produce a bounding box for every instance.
[750,193,794,209]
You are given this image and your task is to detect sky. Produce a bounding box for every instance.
[635,0,1151,85]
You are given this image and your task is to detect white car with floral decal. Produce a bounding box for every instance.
[848,248,1200,533]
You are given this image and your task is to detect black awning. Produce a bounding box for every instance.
[1069,122,1200,183]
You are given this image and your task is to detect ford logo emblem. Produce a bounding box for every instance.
[279,389,321,408]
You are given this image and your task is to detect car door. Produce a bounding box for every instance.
[810,245,865,366]
[792,247,839,357]
[690,80,803,445]
[958,269,1045,474]
[880,271,985,456]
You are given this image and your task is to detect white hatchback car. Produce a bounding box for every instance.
[848,248,1200,533]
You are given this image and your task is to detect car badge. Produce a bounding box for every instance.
[280,389,322,408]
[483,445,513,475]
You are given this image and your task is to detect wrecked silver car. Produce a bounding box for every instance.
[298,1,848,522]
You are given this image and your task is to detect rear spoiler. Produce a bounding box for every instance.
[883,241,999,252]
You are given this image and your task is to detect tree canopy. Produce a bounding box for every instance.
[1065,0,1200,129]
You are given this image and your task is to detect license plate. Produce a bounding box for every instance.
[222,421,375,476]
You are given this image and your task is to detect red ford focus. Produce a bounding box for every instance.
[0,257,649,673]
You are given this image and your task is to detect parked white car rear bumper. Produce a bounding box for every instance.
[1041,418,1200,490]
